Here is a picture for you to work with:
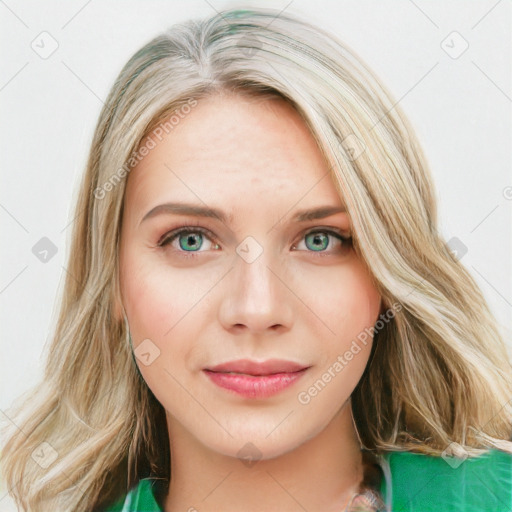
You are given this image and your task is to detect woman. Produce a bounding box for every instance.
[1,7,511,512]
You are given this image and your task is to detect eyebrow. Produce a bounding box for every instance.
[139,202,347,226]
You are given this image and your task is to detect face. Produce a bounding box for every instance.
[119,92,382,460]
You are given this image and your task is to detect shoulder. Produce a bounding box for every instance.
[378,447,512,511]
[101,478,163,512]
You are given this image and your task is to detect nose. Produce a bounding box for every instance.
[218,249,294,334]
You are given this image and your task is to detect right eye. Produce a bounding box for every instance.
[158,226,221,258]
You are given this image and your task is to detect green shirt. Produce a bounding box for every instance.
[103,448,512,511]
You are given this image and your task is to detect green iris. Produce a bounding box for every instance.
[177,231,331,252]
[305,232,329,251]
[179,232,203,251]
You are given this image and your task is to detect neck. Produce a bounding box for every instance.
[163,401,364,512]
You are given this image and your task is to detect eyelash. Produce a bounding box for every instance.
[157,224,352,260]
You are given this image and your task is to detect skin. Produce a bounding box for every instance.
[118,91,382,512]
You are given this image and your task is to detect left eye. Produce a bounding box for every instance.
[292,229,352,253]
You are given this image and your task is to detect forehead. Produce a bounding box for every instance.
[124,92,344,216]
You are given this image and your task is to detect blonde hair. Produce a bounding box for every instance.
[2,6,511,511]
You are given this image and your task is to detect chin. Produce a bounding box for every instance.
[199,420,320,463]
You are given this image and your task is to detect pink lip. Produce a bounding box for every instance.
[203,359,310,399]
[206,358,308,375]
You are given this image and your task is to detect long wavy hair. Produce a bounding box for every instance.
[2,6,511,511]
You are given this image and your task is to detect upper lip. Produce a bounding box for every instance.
[204,359,309,376]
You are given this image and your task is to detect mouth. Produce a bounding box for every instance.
[204,358,309,376]
[203,359,311,399]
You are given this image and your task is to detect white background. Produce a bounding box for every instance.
[1,0,511,508]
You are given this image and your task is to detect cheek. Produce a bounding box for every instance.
[121,261,170,338]
[299,264,380,408]
[120,256,197,400]
[311,261,381,348]
[119,252,217,378]
[121,252,200,339]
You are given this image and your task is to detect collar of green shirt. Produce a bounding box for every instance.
[104,448,512,512]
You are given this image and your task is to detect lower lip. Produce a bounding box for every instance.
[203,369,308,399]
